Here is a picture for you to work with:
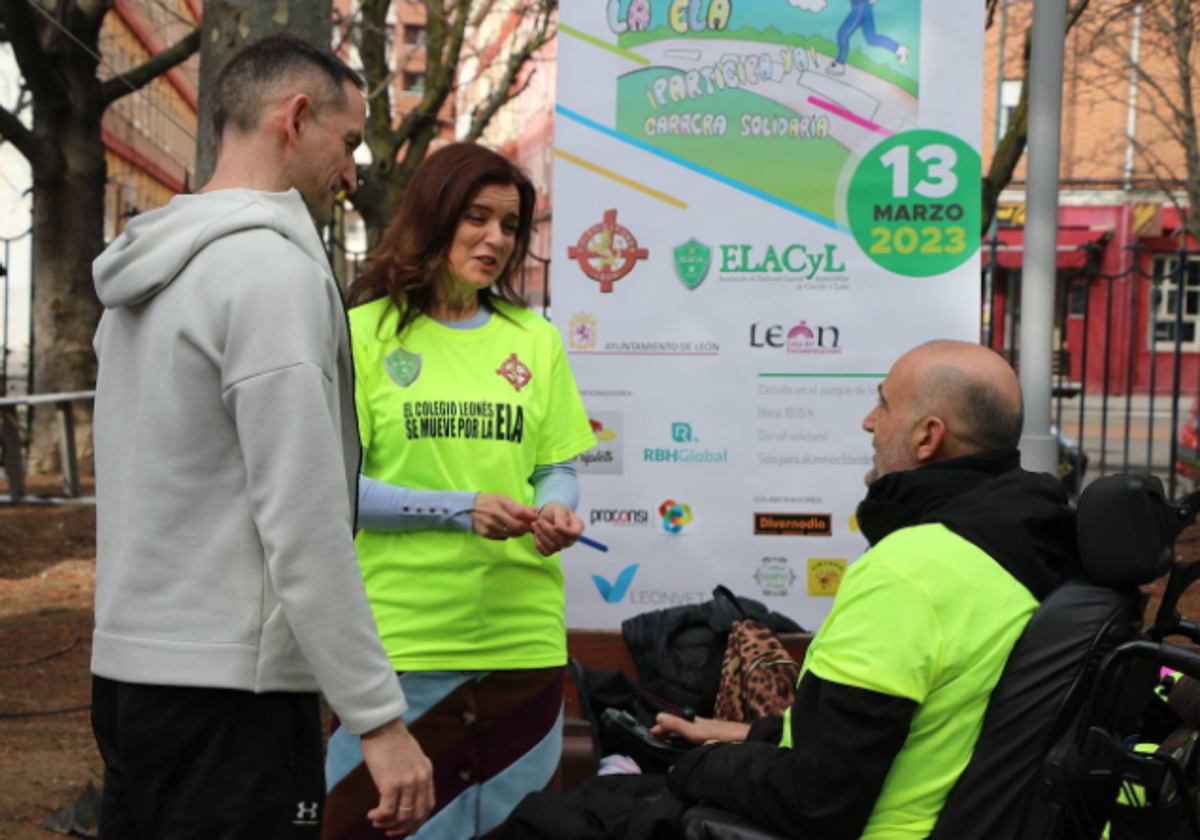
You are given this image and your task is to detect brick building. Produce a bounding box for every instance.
[983,0,1200,395]
[100,0,201,238]
[0,0,200,394]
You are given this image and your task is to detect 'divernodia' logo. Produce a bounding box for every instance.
[643,422,728,465]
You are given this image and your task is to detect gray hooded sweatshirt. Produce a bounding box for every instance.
[92,188,406,735]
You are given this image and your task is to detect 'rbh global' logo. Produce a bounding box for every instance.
[754,513,833,537]
[659,499,693,534]
[568,313,597,350]
[808,559,847,597]
[644,423,728,465]
[567,210,648,293]
[751,322,842,355]
[577,413,624,475]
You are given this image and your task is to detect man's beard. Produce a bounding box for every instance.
[864,435,920,487]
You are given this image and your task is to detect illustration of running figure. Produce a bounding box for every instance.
[828,0,910,76]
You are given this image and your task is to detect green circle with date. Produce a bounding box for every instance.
[848,130,981,278]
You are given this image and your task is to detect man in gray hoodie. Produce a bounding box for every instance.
[90,35,432,838]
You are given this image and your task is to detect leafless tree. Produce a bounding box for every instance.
[0,0,199,473]
[981,0,1095,233]
[346,0,557,241]
[1074,0,1200,243]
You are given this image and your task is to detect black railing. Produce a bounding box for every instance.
[983,234,1200,501]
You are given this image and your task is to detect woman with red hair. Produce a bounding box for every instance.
[323,143,595,839]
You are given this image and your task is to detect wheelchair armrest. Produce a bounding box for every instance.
[681,806,791,840]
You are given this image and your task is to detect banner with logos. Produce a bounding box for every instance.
[552,0,983,630]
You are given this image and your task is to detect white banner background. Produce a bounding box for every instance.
[552,0,984,630]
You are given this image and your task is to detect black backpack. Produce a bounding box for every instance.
[620,586,804,718]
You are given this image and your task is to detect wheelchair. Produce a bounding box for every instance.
[682,474,1200,840]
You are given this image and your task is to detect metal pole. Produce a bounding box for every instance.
[983,1,1010,349]
[1018,0,1068,474]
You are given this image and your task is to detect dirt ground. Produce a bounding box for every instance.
[0,478,99,840]
[3,480,1200,838]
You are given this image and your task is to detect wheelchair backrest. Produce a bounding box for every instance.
[929,475,1175,840]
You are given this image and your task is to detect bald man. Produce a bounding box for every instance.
[650,341,1078,839]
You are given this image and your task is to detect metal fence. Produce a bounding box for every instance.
[982,237,1200,502]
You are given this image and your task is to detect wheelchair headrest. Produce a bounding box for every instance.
[1076,475,1188,589]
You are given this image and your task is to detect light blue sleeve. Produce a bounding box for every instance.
[531,462,580,512]
[357,475,476,532]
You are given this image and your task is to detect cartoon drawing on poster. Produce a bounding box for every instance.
[606,0,921,226]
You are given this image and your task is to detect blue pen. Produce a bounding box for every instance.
[578,535,609,553]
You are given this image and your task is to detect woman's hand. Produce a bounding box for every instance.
[532,502,584,557]
[651,713,751,746]
[471,493,539,541]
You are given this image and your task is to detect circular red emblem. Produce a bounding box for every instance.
[566,210,649,293]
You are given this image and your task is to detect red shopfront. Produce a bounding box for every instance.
[984,204,1200,396]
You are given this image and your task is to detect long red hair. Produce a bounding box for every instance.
[347,142,537,337]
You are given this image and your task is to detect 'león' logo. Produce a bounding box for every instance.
[659,499,693,534]
[568,312,597,350]
[673,239,712,290]
[567,210,649,293]
[593,564,640,603]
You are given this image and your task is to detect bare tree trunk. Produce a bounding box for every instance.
[24,9,107,475]
[196,0,335,186]
[1,0,201,476]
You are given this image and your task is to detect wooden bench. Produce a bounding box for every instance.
[561,629,814,789]
[0,390,95,502]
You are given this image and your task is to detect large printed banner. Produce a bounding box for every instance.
[552,0,983,630]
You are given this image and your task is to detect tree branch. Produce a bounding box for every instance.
[981,0,1093,232]
[0,103,43,167]
[1,0,64,107]
[465,4,555,143]
[387,0,473,161]
[101,26,201,108]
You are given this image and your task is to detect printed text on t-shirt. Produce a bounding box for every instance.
[402,400,525,443]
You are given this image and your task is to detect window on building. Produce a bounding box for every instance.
[1150,255,1200,351]
[1060,271,1088,317]
[404,25,426,47]
[403,71,426,95]
[998,80,1022,137]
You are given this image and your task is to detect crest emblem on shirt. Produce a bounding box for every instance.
[384,348,422,388]
[496,353,532,392]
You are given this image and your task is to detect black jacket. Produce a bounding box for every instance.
[668,451,1077,840]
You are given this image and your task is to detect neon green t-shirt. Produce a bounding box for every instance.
[784,524,1039,839]
[350,298,596,671]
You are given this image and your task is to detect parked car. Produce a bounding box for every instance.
[1177,401,1199,480]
